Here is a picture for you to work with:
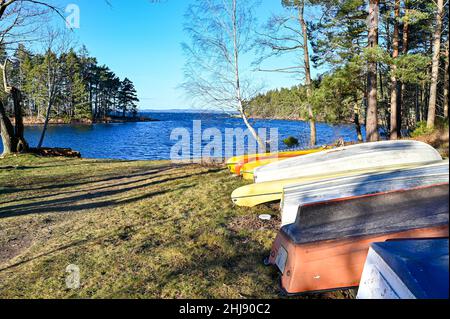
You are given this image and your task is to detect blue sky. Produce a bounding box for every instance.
[56,0,318,110]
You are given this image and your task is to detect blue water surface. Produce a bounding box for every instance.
[1,112,365,160]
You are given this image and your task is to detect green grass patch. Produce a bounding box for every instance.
[0,154,353,299]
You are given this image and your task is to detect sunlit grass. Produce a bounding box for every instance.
[0,154,353,299]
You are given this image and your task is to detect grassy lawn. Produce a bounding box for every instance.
[0,154,354,299]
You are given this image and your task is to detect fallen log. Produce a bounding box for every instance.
[29,147,81,158]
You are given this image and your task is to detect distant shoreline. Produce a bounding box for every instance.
[11,116,160,126]
[231,114,358,125]
[12,112,359,126]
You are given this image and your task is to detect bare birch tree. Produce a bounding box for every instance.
[182,0,266,150]
[1,1,65,46]
[36,28,72,148]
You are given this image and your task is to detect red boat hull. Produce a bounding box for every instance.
[269,226,449,295]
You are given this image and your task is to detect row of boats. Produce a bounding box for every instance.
[226,140,449,298]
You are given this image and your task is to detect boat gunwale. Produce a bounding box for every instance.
[280,183,449,244]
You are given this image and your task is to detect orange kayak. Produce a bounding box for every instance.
[230,147,327,176]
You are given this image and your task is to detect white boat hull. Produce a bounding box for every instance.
[280,161,449,226]
[254,141,442,183]
[357,246,415,299]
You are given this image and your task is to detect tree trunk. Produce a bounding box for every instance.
[444,39,449,119]
[94,87,99,120]
[390,0,400,139]
[421,83,426,122]
[307,106,317,146]
[0,59,29,154]
[37,100,52,149]
[298,1,317,146]
[415,85,420,123]
[354,101,364,142]
[399,5,409,129]
[366,0,380,142]
[238,102,266,151]
[427,0,444,128]
[0,101,16,155]
[11,87,28,152]
[89,83,94,118]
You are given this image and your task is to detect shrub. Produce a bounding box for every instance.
[283,136,299,148]
[411,121,433,138]
[411,119,449,138]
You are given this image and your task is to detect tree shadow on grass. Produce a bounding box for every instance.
[0,164,195,205]
[0,168,222,219]
[0,166,43,171]
[1,171,177,205]
[1,163,219,202]
[1,163,187,194]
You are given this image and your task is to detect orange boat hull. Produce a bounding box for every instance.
[268,183,449,295]
[269,226,449,295]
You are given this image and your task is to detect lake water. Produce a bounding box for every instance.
[2,112,364,160]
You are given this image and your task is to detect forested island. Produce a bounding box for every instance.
[0,44,141,125]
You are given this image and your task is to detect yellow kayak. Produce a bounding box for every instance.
[226,147,326,174]
[231,162,430,207]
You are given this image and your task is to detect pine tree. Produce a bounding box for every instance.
[118,78,139,118]
[62,50,90,120]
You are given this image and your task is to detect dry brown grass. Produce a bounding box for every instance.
[411,127,449,158]
[0,154,354,299]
